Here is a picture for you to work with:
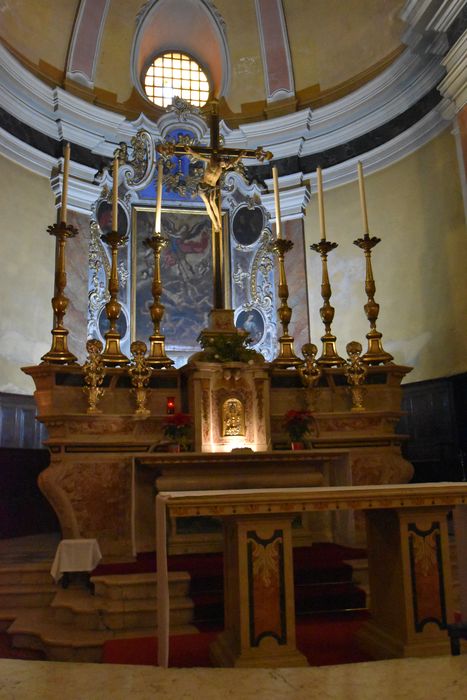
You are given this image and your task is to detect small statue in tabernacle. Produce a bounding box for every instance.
[128,341,152,418]
[222,398,245,437]
[83,339,105,414]
[345,340,368,412]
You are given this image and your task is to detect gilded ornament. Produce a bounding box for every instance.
[128,340,152,418]
[345,341,368,412]
[82,339,105,414]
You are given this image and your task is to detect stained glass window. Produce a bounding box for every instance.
[143,52,210,108]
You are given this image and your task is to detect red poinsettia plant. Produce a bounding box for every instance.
[283,409,314,442]
[163,412,192,445]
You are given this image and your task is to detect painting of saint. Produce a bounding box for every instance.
[232,206,264,247]
[96,200,128,235]
[133,207,214,354]
[235,308,265,345]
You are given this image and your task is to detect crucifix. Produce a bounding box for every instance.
[157,100,272,310]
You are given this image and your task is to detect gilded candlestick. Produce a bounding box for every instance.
[144,233,174,368]
[310,238,345,367]
[353,234,393,364]
[100,229,129,366]
[270,238,302,368]
[41,220,79,364]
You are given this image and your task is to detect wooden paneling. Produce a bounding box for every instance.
[0,392,47,448]
[400,377,463,483]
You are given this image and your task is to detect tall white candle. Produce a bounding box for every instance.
[112,156,119,232]
[357,161,370,236]
[272,166,282,239]
[60,142,70,224]
[316,166,326,240]
[155,160,163,234]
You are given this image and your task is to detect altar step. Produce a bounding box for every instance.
[0,563,55,609]
[6,607,195,663]
[4,571,196,662]
[51,572,193,631]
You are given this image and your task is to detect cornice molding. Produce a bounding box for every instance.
[400,0,465,55]
[0,41,447,164]
[0,96,449,216]
[438,31,467,111]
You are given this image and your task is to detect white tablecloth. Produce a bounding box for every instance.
[50,539,102,583]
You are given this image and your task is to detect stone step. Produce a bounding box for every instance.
[7,607,196,663]
[51,587,194,630]
[91,571,190,601]
[0,583,56,609]
[0,562,53,586]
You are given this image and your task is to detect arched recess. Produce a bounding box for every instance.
[131,0,231,105]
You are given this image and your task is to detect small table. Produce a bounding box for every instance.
[51,539,102,586]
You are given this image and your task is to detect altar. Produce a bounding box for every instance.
[156,483,467,668]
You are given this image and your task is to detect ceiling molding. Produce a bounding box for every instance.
[439,30,467,111]
[0,40,447,162]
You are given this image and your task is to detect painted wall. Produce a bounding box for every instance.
[0,155,56,394]
[1,0,404,119]
[1,0,78,75]
[285,0,404,93]
[304,128,467,383]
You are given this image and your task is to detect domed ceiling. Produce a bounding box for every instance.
[2,0,405,122]
[0,0,465,193]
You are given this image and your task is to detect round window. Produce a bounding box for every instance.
[143,51,210,108]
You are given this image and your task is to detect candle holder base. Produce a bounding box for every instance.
[271,334,303,368]
[362,330,393,365]
[101,332,129,367]
[41,329,77,365]
[317,336,345,367]
[147,335,175,369]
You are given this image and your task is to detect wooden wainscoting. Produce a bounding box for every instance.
[0,392,47,449]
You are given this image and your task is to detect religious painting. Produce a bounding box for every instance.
[232,206,264,246]
[96,200,129,236]
[236,308,265,345]
[132,206,214,359]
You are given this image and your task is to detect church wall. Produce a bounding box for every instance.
[284,0,405,94]
[214,0,266,113]
[0,154,56,394]
[303,128,467,383]
[95,0,142,104]
[0,0,78,77]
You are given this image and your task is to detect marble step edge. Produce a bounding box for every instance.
[0,562,52,573]
[7,608,197,662]
[91,571,191,600]
[51,588,194,615]
[53,605,194,631]
[0,564,54,586]
[0,584,57,608]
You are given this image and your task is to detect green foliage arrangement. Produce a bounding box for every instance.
[198,332,262,364]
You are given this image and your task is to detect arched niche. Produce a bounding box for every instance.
[131,0,231,106]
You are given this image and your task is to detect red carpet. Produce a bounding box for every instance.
[102,611,372,667]
[93,543,367,622]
